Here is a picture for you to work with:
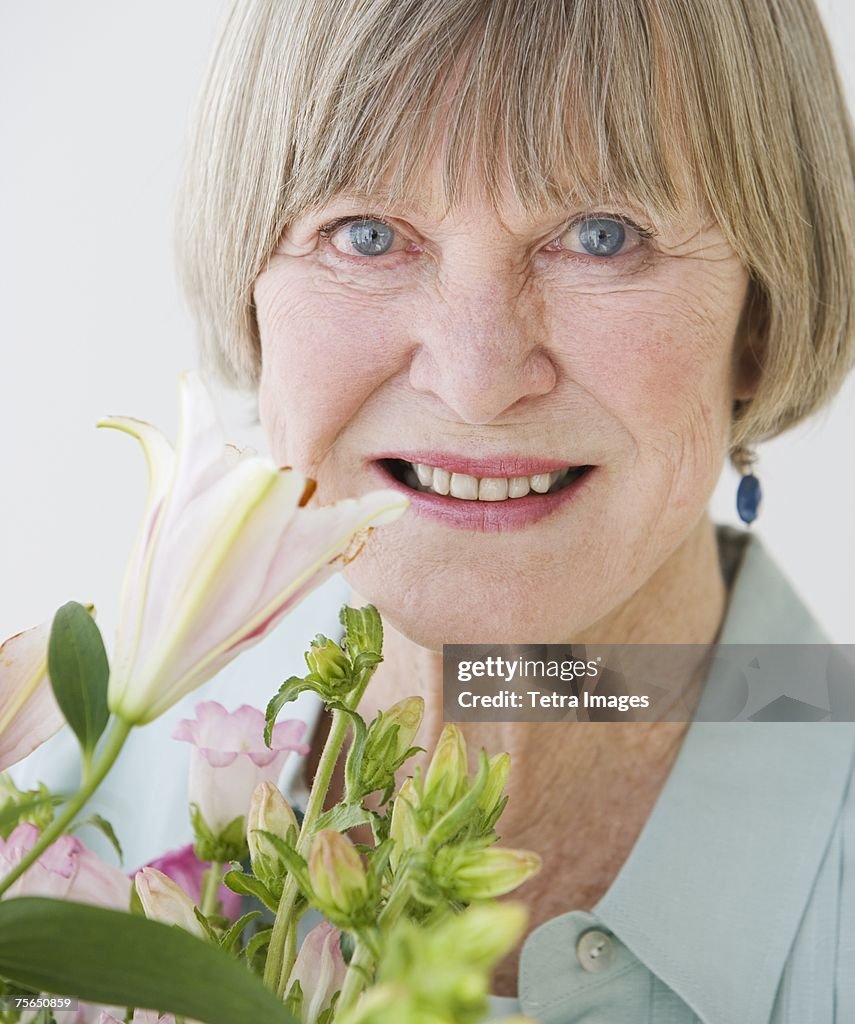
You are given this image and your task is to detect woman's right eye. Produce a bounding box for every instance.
[320,216,400,257]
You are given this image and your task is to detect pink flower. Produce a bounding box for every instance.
[141,843,241,921]
[287,921,348,1024]
[0,824,130,908]
[134,867,205,937]
[174,701,308,838]
[99,371,407,725]
[0,617,67,771]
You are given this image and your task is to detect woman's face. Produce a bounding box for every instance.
[255,170,750,647]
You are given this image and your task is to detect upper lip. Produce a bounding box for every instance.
[372,451,585,477]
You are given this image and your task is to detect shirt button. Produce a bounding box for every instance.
[576,928,615,973]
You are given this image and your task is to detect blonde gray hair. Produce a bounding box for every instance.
[176,0,855,457]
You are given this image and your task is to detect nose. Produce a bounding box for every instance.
[407,272,557,424]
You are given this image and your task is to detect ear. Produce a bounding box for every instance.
[732,280,767,401]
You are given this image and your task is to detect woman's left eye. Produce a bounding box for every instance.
[320,216,403,257]
[558,216,647,258]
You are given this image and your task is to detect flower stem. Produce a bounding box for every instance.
[263,706,353,994]
[200,861,222,917]
[0,717,133,897]
[333,874,413,1018]
[334,942,373,1019]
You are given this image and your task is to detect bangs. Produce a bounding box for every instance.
[278,0,691,226]
[179,0,855,451]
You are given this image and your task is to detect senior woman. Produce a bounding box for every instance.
[175,0,855,1020]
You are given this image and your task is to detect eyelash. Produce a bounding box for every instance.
[316,213,656,263]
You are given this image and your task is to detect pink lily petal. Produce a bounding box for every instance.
[0,825,130,908]
[101,371,408,725]
[0,618,67,771]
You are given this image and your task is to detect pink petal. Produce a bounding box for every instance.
[0,618,66,771]
[70,846,132,910]
[135,844,240,922]
[270,717,310,755]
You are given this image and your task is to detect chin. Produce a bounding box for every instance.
[342,549,608,650]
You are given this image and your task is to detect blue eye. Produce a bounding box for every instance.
[576,217,627,257]
[347,218,395,256]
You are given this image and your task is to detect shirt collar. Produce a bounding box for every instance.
[585,527,855,1024]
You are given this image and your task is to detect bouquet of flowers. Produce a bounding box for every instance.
[0,374,539,1024]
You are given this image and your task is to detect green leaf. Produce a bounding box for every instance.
[264,675,326,748]
[220,910,261,954]
[70,813,123,863]
[340,605,383,664]
[251,831,312,896]
[314,803,375,834]
[244,926,273,968]
[192,905,220,943]
[222,869,278,913]
[47,602,109,755]
[0,898,295,1024]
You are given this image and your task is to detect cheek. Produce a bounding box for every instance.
[563,280,742,469]
[255,266,411,470]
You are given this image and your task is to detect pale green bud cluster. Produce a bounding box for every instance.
[357,697,424,801]
[335,903,535,1024]
[305,637,352,694]
[0,775,56,835]
[432,841,541,902]
[388,726,515,873]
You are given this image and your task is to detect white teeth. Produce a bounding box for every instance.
[432,467,451,495]
[450,473,479,500]
[478,477,509,501]
[401,461,581,501]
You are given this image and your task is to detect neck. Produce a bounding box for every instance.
[352,513,727,757]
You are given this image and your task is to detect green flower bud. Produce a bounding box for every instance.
[342,903,531,1024]
[305,636,352,693]
[478,751,510,820]
[361,697,424,795]
[433,843,541,901]
[438,902,529,971]
[389,777,423,871]
[246,782,298,893]
[422,724,468,813]
[309,829,369,918]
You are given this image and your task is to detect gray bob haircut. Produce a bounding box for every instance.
[176,0,855,457]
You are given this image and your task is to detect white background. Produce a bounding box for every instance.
[2,0,854,651]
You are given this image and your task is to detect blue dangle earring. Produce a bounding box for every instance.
[734,446,762,525]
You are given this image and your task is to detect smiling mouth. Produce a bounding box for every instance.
[379,458,593,502]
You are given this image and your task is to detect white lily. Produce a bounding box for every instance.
[0,617,69,771]
[99,371,407,725]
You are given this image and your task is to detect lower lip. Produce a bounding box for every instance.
[369,462,596,531]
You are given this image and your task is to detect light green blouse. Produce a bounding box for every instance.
[488,525,855,1022]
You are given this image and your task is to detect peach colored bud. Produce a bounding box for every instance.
[308,830,368,917]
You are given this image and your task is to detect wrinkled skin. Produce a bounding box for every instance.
[255,172,751,648]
